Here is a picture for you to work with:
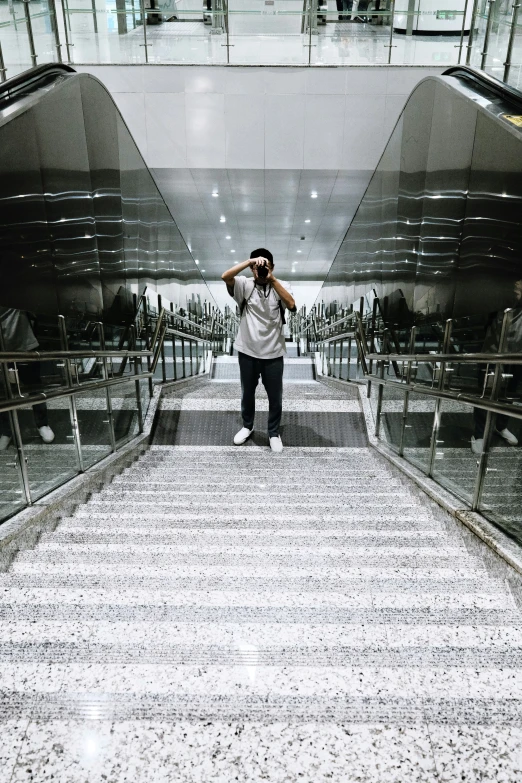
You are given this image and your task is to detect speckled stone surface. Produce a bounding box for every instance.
[1,371,522,781]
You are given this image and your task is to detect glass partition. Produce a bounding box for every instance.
[312,70,522,543]
[0,0,503,69]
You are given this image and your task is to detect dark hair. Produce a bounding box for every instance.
[250,248,274,266]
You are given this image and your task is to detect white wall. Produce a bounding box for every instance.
[75,65,443,171]
[207,279,322,313]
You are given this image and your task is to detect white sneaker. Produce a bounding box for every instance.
[496,428,518,446]
[0,435,11,450]
[270,436,283,454]
[233,427,253,446]
[38,426,55,444]
[471,436,483,455]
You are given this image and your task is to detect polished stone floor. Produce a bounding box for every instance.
[1,367,522,781]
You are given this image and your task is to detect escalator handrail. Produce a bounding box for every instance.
[0,64,76,104]
[443,65,522,110]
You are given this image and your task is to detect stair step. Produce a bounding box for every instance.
[0,605,516,627]
[0,587,512,610]
[59,515,442,529]
[0,619,518,647]
[45,530,447,545]
[95,489,419,502]
[0,573,505,594]
[10,563,487,581]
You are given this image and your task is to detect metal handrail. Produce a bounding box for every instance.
[0,371,152,414]
[366,374,522,422]
[0,349,153,362]
[0,63,75,103]
[314,312,357,335]
[310,311,522,420]
[443,65,522,110]
[364,352,522,365]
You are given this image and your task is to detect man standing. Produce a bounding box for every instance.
[222,249,296,453]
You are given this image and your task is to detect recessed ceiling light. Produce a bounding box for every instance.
[195,260,199,264]
[201,269,206,272]
[305,219,311,223]
[311,192,318,199]
[212,192,219,197]
[292,269,296,273]
[297,250,302,253]
[231,250,235,253]
[226,235,231,239]
[220,216,226,223]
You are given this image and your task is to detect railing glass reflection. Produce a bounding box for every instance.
[3,0,520,73]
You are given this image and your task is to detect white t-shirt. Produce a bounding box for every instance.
[230,276,293,360]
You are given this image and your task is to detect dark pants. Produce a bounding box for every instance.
[238,351,284,438]
[473,364,521,439]
[0,362,48,437]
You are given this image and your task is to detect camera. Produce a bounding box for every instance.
[257,264,268,279]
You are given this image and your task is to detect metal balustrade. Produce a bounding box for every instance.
[1,0,520,73]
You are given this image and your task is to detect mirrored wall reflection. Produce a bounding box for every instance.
[313,71,522,542]
[0,70,219,326]
[0,67,229,527]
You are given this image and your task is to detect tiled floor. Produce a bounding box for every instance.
[1,366,522,780]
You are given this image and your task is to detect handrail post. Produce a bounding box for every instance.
[480,0,496,69]
[140,0,150,62]
[48,0,63,63]
[130,324,144,434]
[457,0,471,61]
[426,319,453,476]
[385,0,396,63]
[466,0,481,64]
[23,0,38,66]
[471,308,513,511]
[398,326,417,457]
[375,359,385,438]
[58,315,84,472]
[0,41,8,82]
[97,323,116,452]
[503,0,521,82]
[60,0,74,61]
[142,296,154,397]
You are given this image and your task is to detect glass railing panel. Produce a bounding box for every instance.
[390,7,470,66]
[402,390,436,471]
[144,3,228,64]
[183,337,193,376]
[310,9,391,66]
[379,382,407,452]
[0,412,27,521]
[75,387,113,469]
[110,378,141,446]
[30,0,60,64]
[430,397,479,503]
[61,0,147,64]
[228,0,309,65]
[21,398,79,501]
[479,407,522,543]
[468,3,489,69]
[0,7,34,78]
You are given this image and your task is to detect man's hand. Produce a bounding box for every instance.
[250,257,269,270]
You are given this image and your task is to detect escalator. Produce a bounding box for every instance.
[312,66,522,544]
[0,64,224,524]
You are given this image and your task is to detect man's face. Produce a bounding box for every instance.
[514,280,522,302]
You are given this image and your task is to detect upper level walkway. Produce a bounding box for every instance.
[1,359,522,780]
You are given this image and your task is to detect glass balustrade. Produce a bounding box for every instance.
[2,0,519,73]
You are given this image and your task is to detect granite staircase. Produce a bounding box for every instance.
[0,374,521,780]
